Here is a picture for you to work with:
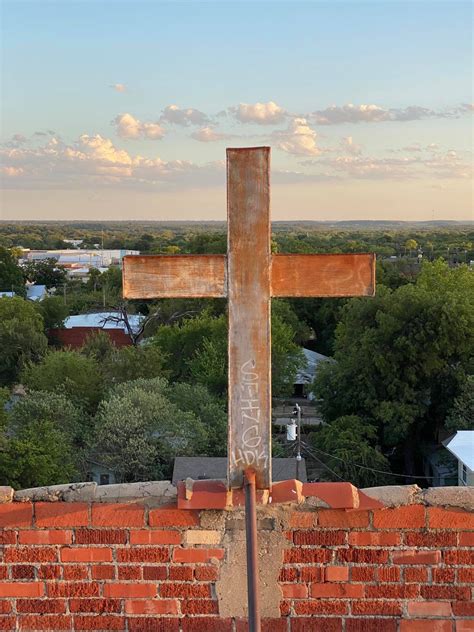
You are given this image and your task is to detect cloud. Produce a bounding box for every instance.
[160,105,208,126]
[277,118,321,156]
[311,103,459,125]
[113,113,165,140]
[230,101,287,125]
[191,126,230,142]
[340,136,362,155]
[111,83,127,93]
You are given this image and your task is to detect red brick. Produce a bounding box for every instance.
[349,531,400,546]
[291,619,343,632]
[48,582,100,598]
[318,509,370,528]
[91,503,144,528]
[452,602,474,616]
[433,568,455,583]
[311,583,364,598]
[366,584,419,599]
[302,482,357,508]
[456,622,474,632]
[38,565,61,579]
[0,604,10,615]
[280,600,290,616]
[293,529,346,545]
[11,565,35,579]
[118,565,141,580]
[143,566,167,580]
[270,479,303,504]
[0,615,14,630]
[117,547,169,563]
[74,615,124,629]
[325,566,349,582]
[69,599,122,613]
[63,565,89,580]
[284,548,331,564]
[428,507,474,529]
[0,567,6,580]
[0,531,16,545]
[0,582,43,597]
[357,490,385,509]
[128,619,180,632]
[173,548,224,563]
[61,547,112,562]
[294,600,348,615]
[178,479,230,509]
[169,566,193,581]
[75,528,127,544]
[181,619,232,632]
[279,567,298,582]
[300,567,324,582]
[91,565,115,579]
[346,620,397,632]
[129,530,181,545]
[351,566,376,582]
[351,600,402,615]
[373,505,426,529]
[444,549,474,565]
[458,567,474,583]
[4,546,57,563]
[149,507,199,527]
[0,503,32,528]
[181,599,219,615]
[378,567,400,582]
[459,532,474,546]
[18,615,72,630]
[35,502,88,527]
[18,529,72,545]
[195,566,219,581]
[125,599,178,615]
[281,584,308,598]
[16,599,66,613]
[236,620,289,632]
[160,583,211,598]
[407,601,453,616]
[104,583,157,598]
[338,548,389,564]
[404,567,428,583]
[421,585,470,600]
[400,622,453,632]
[289,512,317,529]
[393,550,441,565]
[404,530,457,547]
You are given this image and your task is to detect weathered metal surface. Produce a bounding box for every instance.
[122,254,226,298]
[227,147,271,490]
[271,253,376,297]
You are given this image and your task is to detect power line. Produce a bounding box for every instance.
[300,443,346,481]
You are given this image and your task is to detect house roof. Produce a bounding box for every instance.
[63,312,143,334]
[26,285,47,301]
[172,457,307,485]
[443,431,474,471]
[0,291,15,298]
[295,348,332,385]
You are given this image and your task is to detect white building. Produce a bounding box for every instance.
[443,431,474,486]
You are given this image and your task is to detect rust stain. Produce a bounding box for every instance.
[122,254,227,299]
[271,253,376,297]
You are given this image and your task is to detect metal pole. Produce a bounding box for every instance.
[295,403,302,481]
[244,469,261,632]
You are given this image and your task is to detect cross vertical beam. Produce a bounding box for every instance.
[227,147,271,490]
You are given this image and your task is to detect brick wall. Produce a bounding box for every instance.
[0,483,473,631]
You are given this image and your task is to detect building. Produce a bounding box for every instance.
[443,431,474,486]
[26,284,47,301]
[49,311,144,348]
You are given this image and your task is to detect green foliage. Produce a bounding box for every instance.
[103,344,169,385]
[0,246,25,296]
[0,297,48,385]
[23,258,67,289]
[21,351,104,413]
[93,378,209,482]
[35,296,69,329]
[310,416,392,487]
[445,375,474,432]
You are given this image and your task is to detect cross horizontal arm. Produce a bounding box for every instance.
[123,253,375,299]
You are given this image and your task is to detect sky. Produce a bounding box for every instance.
[0,0,472,222]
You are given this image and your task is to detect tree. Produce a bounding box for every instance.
[102,344,169,385]
[0,297,48,385]
[21,350,104,413]
[93,378,208,482]
[309,416,393,487]
[36,296,69,329]
[0,247,25,296]
[314,261,474,477]
[405,239,418,257]
[23,258,67,289]
[445,375,474,432]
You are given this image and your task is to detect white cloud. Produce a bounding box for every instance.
[311,103,452,125]
[160,105,208,126]
[340,136,362,155]
[230,101,286,125]
[113,113,165,140]
[277,118,320,156]
[111,83,127,93]
[191,127,230,142]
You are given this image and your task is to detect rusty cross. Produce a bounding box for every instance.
[123,147,375,490]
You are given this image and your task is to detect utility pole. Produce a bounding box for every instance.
[293,403,302,481]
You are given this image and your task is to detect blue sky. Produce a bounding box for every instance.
[1,0,472,221]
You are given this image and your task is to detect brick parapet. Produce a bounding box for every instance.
[0,491,472,631]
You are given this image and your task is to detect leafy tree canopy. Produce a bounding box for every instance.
[0,246,25,296]
[23,258,67,289]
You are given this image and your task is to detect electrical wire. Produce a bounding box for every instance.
[299,443,346,481]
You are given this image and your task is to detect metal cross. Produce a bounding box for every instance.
[123,147,375,490]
